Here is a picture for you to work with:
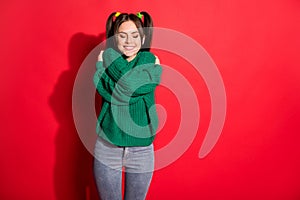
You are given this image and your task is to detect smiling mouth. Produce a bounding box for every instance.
[123,46,135,51]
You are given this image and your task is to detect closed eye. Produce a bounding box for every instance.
[118,33,127,39]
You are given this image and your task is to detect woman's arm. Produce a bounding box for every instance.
[95,50,162,104]
[94,51,146,105]
[115,56,162,97]
[93,59,114,103]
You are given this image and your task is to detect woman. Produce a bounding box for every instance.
[93,11,162,200]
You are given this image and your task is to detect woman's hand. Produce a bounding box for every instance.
[155,56,160,65]
[98,50,104,61]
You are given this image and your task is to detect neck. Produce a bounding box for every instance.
[125,54,137,62]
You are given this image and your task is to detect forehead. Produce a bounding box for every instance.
[118,20,139,33]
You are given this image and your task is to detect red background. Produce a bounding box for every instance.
[1,0,300,199]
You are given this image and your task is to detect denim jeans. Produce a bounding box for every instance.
[94,137,154,200]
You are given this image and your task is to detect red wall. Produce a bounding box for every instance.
[1,0,300,199]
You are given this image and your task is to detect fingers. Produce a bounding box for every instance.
[98,50,104,61]
[155,56,160,65]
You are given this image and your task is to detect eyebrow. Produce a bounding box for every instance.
[118,31,139,35]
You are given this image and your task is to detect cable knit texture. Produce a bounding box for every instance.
[94,48,162,146]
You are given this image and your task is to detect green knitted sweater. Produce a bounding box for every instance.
[93,48,162,146]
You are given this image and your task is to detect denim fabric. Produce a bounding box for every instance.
[94,137,154,200]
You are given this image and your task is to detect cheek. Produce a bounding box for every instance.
[116,38,125,46]
[135,39,142,46]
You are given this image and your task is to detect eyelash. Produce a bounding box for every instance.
[119,34,139,39]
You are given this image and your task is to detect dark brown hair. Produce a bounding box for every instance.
[105,11,153,51]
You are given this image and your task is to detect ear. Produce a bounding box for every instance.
[142,36,145,45]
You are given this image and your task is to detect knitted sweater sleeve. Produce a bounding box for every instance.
[93,60,114,103]
[115,63,162,97]
[94,49,162,105]
[93,59,146,105]
[103,48,130,82]
[106,51,162,97]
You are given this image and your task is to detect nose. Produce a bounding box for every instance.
[125,35,133,43]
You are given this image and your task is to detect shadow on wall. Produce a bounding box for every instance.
[49,32,105,200]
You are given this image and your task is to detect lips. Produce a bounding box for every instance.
[123,46,135,51]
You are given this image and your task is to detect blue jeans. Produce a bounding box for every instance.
[94,137,154,200]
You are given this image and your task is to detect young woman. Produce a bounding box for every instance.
[93,11,162,200]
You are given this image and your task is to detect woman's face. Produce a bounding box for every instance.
[115,20,143,61]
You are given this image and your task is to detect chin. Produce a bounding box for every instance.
[123,51,137,57]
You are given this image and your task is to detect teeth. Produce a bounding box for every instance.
[124,46,134,50]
